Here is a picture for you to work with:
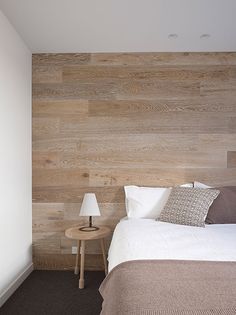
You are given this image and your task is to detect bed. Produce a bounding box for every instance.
[107,219,236,272]
[99,184,236,315]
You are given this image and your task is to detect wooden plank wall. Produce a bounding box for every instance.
[32,52,236,270]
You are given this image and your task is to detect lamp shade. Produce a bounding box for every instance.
[79,193,101,217]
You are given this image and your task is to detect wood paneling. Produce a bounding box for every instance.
[33,52,236,270]
[33,186,125,205]
[32,53,90,66]
[90,52,236,66]
[88,100,236,116]
[33,99,88,116]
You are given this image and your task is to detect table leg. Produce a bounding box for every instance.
[79,240,85,289]
[100,238,108,276]
[74,240,80,275]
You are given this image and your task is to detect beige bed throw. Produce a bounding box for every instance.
[99,260,236,315]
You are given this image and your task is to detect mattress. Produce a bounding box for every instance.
[108,218,236,272]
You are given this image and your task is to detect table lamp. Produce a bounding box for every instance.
[79,193,101,231]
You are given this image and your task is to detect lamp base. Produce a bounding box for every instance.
[79,226,99,232]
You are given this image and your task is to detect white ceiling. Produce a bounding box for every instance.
[0,0,236,53]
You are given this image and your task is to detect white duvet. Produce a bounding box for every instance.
[108,218,236,272]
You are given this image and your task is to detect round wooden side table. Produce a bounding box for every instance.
[65,225,111,289]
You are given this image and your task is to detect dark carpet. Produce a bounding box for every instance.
[0,271,105,315]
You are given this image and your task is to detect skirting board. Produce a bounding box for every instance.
[0,263,34,307]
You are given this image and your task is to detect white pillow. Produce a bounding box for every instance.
[194,181,212,189]
[124,185,171,219]
[180,182,193,187]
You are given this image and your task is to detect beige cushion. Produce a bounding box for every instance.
[158,187,220,227]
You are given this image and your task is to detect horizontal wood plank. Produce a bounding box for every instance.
[56,151,226,169]
[91,52,236,66]
[33,117,60,139]
[33,169,89,187]
[33,138,78,152]
[63,65,235,82]
[89,168,236,187]
[59,113,232,135]
[33,99,88,116]
[88,99,236,116]
[33,66,63,84]
[32,53,91,66]
[33,186,125,203]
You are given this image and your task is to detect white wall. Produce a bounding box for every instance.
[0,10,32,305]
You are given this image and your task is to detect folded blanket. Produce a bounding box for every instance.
[99,260,236,315]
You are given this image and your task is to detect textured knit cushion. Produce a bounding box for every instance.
[206,186,236,224]
[158,187,220,227]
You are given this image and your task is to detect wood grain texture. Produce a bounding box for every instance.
[65,226,111,241]
[32,53,90,66]
[33,66,63,84]
[63,65,235,82]
[33,52,236,270]
[88,99,236,116]
[33,99,88,116]
[90,52,236,66]
[58,113,232,135]
[90,168,236,187]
